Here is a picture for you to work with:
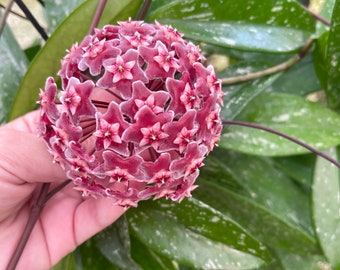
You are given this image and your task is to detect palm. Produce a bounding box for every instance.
[0,111,124,270]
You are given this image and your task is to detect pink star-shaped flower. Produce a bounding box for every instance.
[93,119,121,149]
[106,167,134,183]
[120,81,169,118]
[173,126,197,153]
[170,142,207,178]
[60,77,96,117]
[106,55,136,83]
[139,40,179,80]
[140,122,169,149]
[180,83,200,110]
[78,36,121,76]
[122,106,173,153]
[94,102,130,155]
[97,49,148,98]
[153,41,180,72]
[37,77,59,122]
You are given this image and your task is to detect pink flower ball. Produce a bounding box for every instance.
[38,19,223,208]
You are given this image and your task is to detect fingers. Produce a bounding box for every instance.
[73,198,126,245]
[2,111,41,134]
[38,190,125,266]
[0,113,66,184]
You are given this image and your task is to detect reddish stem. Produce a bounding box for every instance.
[6,183,50,270]
[223,120,340,168]
[88,0,107,35]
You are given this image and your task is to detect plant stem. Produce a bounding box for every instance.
[221,55,300,85]
[6,180,72,269]
[136,0,152,20]
[88,0,107,35]
[0,0,15,38]
[222,120,340,169]
[221,38,313,86]
[0,4,27,20]
[303,6,330,26]
[14,0,48,41]
[6,183,50,270]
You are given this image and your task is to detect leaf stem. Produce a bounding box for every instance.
[0,4,27,20]
[6,180,72,269]
[14,0,48,41]
[136,0,152,20]
[221,38,314,85]
[221,55,300,85]
[6,183,50,270]
[222,120,340,169]
[0,0,15,38]
[303,6,330,26]
[88,0,107,35]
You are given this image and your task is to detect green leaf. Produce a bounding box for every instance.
[130,234,179,270]
[325,0,340,110]
[9,0,143,120]
[268,54,321,96]
[315,0,335,37]
[75,238,119,270]
[273,154,316,187]
[147,0,314,31]
[274,250,327,270]
[51,253,77,270]
[194,181,319,255]
[312,148,340,268]
[44,0,85,32]
[160,20,311,53]
[93,216,141,270]
[0,25,28,124]
[220,92,340,156]
[127,199,270,269]
[222,75,280,120]
[313,31,329,91]
[201,150,314,236]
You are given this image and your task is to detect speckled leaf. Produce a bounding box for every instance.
[201,150,314,237]
[0,25,28,124]
[221,75,279,120]
[194,181,319,256]
[75,237,120,269]
[93,216,141,270]
[315,0,335,37]
[130,234,179,270]
[160,20,311,53]
[273,154,316,187]
[127,198,270,269]
[268,54,321,96]
[9,0,143,120]
[44,0,84,32]
[325,0,340,110]
[312,148,340,268]
[220,92,340,156]
[147,0,314,31]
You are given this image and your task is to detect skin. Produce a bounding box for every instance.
[0,111,125,269]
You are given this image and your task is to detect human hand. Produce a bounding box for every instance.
[0,111,125,270]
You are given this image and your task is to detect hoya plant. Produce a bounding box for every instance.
[1,0,340,269]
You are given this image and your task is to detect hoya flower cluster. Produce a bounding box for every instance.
[38,20,223,207]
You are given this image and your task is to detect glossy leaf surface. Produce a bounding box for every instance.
[0,25,28,124]
[220,92,340,156]
[127,198,270,269]
[312,148,340,268]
